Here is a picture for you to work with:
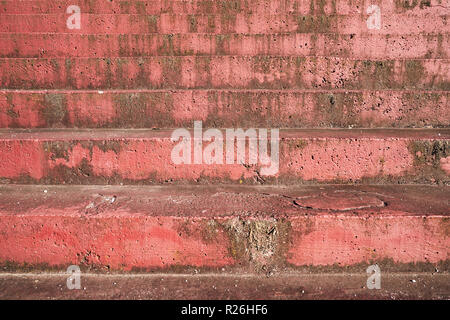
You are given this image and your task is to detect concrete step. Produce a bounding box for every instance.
[0,128,448,184]
[0,184,448,272]
[1,13,447,34]
[0,33,450,59]
[0,272,448,300]
[1,89,448,129]
[1,33,447,59]
[1,0,446,15]
[0,57,447,90]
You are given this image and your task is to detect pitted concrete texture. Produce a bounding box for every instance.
[0,0,448,301]
[0,129,448,184]
[0,0,448,130]
[1,90,449,129]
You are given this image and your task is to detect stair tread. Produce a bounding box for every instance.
[0,184,449,217]
[0,272,449,300]
[0,128,449,139]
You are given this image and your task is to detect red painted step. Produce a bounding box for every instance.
[0,0,446,15]
[0,184,448,271]
[1,33,447,59]
[0,129,448,184]
[1,89,448,129]
[0,57,447,90]
[0,13,447,34]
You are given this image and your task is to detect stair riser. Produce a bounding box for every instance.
[0,131,448,184]
[1,90,448,129]
[0,57,447,90]
[2,34,447,59]
[1,0,445,15]
[0,215,447,271]
[1,13,446,34]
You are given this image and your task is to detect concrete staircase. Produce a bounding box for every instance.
[0,0,448,299]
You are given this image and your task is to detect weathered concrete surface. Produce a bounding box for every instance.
[1,90,448,128]
[1,0,447,15]
[1,33,448,59]
[0,185,448,271]
[0,272,448,300]
[1,12,448,34]
[0,0,448,301]
[0,129,448,184]
[0,57,447,90]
